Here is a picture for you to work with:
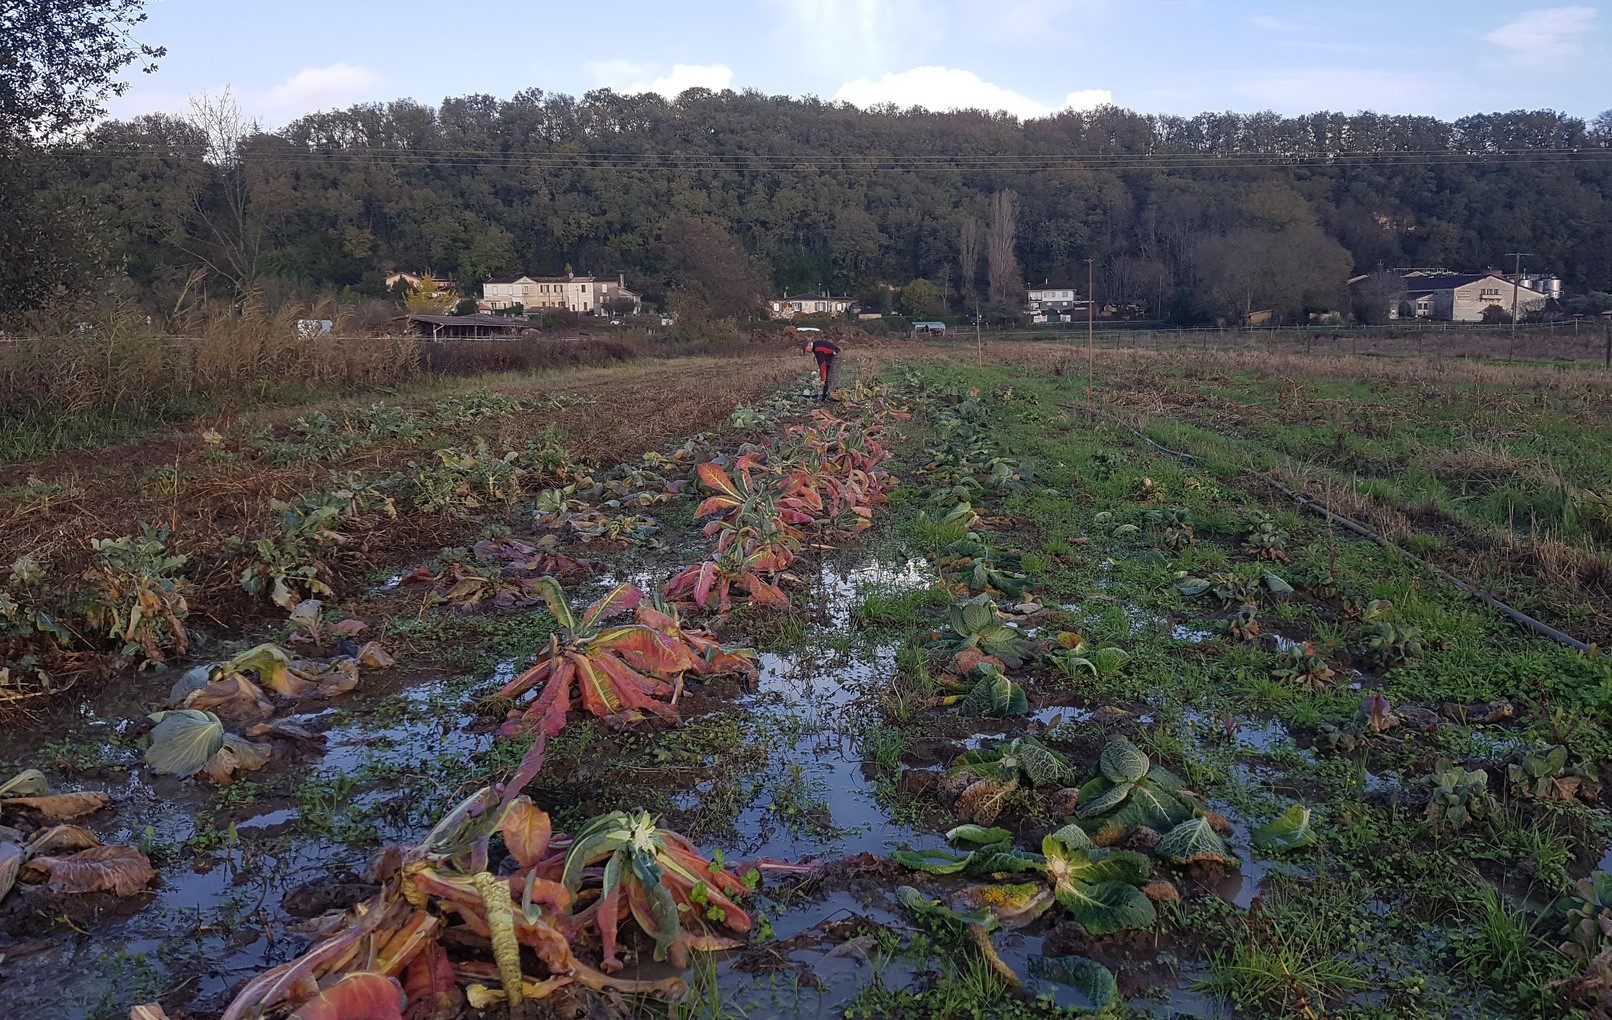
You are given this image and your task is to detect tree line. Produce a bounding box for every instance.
[5,10,1611,326]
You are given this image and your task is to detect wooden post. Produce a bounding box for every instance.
[975,299,982,369]
[1604,323,1610,369]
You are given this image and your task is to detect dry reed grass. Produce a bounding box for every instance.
[1,300,422,416]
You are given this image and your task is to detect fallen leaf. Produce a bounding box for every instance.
[289,971,405,1020]
[0,840,22,901]
[498,797,552,869]
[0,769,50,798]
[129,1005,170,1020]
[2,791,111,821]
[21,844,155,895]
[333,619,369,636]
[402,944,464,1020]
[26,824,102,856]
[182,674,274,720]
[358,642,395,669]
[315,661,360,698]
[201,735,274,785]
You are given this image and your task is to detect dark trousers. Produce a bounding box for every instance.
[815,353,839,397]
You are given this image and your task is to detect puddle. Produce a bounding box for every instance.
[1032,705,1095,726]
[1184,710,1297,756]
[1172,623,1213,643]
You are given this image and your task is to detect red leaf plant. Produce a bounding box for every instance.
[220,739,787,1019]
[496,578,754,738]
[664,544,791,613]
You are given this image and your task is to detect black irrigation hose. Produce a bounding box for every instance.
[1063,402,1598,655]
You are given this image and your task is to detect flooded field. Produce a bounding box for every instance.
[3,359,1611,1020]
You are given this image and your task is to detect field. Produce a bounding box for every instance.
[2,339,1611,1020]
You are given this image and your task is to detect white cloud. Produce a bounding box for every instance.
[635,64,735,97]
[1486,6,1596,65]
[833,67,1110,118]
[590,62,735,98]
[1061,88,1114,111]
[586,58,653,85]
[775,0,937,72]
[1231,68,1463,113]
[1250,15,1302,32]
[263,64,382,113]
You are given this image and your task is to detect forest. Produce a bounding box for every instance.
[6,86,1612,325]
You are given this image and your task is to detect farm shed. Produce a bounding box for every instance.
[912,321,947,337]
[406,314,531,339]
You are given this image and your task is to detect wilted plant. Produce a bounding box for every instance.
[1424,762,1497,831]
[1561,873,1612,958]
[219,741,747,1019]
[1134,477,1163,502]
[1177,568,1268,607]
[1076,737,1197,843]
[1156,815,1238,867]
[941,664,1029,718]
[0,555,72,645]
[1271,643,1336,693]
[0,772,153,903]
[1243,509,1290,562]
[1251,805,1319,854]
[1216,605,1261,642]
[949,736,1077,824]
[232,497,344,609]
[495,581,684,737]
[407,440,525,513]
[1360,692,1394,732]
[664,543,790,613]
[496,580,754,737]
[928,596,1032,666]
[83,525,191,662]
[1508,745,1599,803]
[936,538,1029,596]
[1147,506,1196,551]
[1037,826,1158,935]
[562,809,751,970]
[1358,620,1426,669]
[1047,633,1131,682]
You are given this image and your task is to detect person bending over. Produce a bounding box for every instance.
[806,337,842,401]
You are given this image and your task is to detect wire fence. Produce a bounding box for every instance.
[959,320,1612,366]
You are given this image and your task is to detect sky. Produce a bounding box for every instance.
[105,0,1611,129]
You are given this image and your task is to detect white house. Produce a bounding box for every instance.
[769,294,856,319]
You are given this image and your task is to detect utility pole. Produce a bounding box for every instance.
[1503,252,1534,359]
[1086,258,1096,407]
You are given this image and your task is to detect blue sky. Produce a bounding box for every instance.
[107,0,1610,127]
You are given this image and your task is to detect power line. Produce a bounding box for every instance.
[52,146,1612,175]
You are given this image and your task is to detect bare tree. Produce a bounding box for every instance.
[959,216,982,311]
[986,190,1023,317]
[178,87,264,298]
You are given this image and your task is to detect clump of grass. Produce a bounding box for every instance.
[852,581,947,630]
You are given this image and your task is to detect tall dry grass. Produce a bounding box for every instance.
[1,299,421,415]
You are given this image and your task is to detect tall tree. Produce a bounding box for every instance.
[2,0,163,314]
[177,88,265,297]
[1,0,164,141]
[986,190,1023,318]
[959,216,982,313]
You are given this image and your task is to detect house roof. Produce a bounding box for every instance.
[1028,284,1079,291]
[408,314,528,328]
[781,294,850,303]
[485,275,623,285]
[1399,273,1496,292]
